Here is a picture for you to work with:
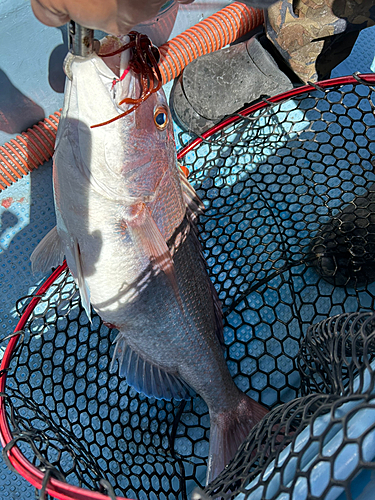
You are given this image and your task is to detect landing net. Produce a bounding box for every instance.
[1,74,375,500]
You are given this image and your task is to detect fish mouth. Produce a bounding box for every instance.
[91,33,162,128]
[75,52,137,126]
[97,35,131,79]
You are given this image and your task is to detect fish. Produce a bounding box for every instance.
[31,33,268,485]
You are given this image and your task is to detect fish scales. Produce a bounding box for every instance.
[31,34,267,485]
[148,160,185,241]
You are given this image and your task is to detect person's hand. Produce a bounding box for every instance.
[30,0,189,35]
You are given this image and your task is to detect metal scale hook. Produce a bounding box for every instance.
[64,21,100,79]
[69,21,95,57]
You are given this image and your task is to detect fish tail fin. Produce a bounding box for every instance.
[206,393,268,485]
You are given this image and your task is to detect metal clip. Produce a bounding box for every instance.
[63,21,100,80]
[69,21,94,57]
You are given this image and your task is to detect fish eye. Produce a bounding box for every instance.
[154,106,168,130]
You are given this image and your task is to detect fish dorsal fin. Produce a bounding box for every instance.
[208,275,224,347]
[72,240,92,323]
[178,165,205,215]
[30,226,64,273]
[110,334,191,400]
[184,211,224,347]
[123,202,183,309]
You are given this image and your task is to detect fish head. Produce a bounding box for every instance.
[94,35,177,202]
[58,34,177,205]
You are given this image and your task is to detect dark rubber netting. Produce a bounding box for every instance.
[2,77,375,500]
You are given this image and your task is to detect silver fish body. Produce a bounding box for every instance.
[31,36,267,484]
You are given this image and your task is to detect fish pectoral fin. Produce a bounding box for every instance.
[110,334,191,401]
[178,164,205,215]
[72,240,92,323]
[124,202,183,309]
[30,226,64,273]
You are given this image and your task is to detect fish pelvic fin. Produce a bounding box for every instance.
[123,202,183,310]
[30,226,64,274]
[206,393,268,486]
[72,240,91,323]
[110,333,191,400]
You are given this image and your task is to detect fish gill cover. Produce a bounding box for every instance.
[2,78,375,500]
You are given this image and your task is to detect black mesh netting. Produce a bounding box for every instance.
[2,78,375,500]
[201,310,375,499]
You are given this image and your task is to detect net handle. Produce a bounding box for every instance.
[1,71,375,500]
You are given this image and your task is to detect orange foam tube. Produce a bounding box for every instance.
[0,3,264,191]
[158,2,264,84]
[0,112,60,191]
